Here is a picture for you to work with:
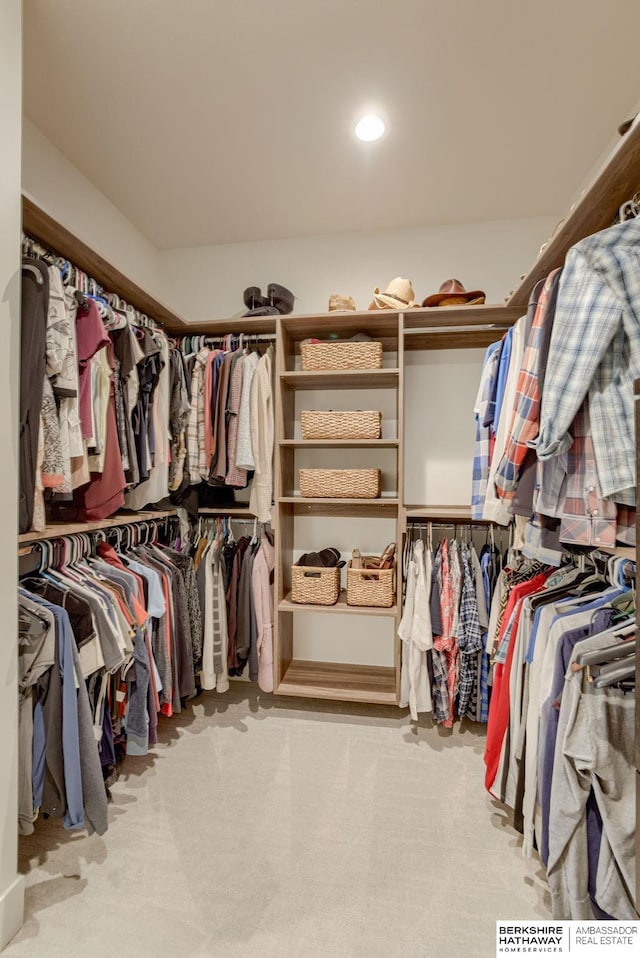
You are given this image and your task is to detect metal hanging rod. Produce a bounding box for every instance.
[174,332,276,345]
[21,232,160,329]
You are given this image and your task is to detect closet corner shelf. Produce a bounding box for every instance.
[280,439,399,449]
[403,505,479,521]
[596,545,636,561]
[402,304,521,330]
[279,369,399,390]
[198,506,256,517]
[279,592,398,617]
[275,660,397,706]
[17,509,178,546]
[507,118,640,308]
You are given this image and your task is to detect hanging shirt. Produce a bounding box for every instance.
[76,300,109,441]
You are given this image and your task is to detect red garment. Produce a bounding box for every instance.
[76,300,109,439]
[75,346,126,520]
[484,571,551,795]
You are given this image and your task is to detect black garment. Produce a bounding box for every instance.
[19,258,49,533]
[132,329,161,483]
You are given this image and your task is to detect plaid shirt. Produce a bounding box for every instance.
[186,347,210,482]
[457,546,483,719]
[537,217,640,505]
[471,341,501,519]
[495,271,562,500]
[559,399,617,547]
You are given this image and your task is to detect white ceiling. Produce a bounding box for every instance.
[23,0,640,249]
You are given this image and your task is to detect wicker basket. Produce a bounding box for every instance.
[300,340,383,371]
[300,410,382,441]
[346,560,395,608]
[299,468,381,499]
[291,564,341,605]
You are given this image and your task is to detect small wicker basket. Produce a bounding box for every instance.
[300,410,381,441]
[346,561,395,608]
[299,468,381,499]
[291,564,341,605]
[300,340,383,371]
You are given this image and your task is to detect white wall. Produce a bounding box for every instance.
[157,215,557,320]
[0,0,25,948]
[22,118,162,300]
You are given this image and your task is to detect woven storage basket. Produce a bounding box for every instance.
[299,468,381,499]
[300,340,383,371]
[346,560,395,608]
[291,564,341,605]
[300,410,381,440]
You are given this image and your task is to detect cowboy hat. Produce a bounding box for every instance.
[421,279,486,308]
[371,277,416,310]
[328,294,357,312]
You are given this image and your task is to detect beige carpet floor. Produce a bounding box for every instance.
[6,686,551,958]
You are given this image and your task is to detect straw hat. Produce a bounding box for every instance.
[421,279,486,307]
[328,294,357,312]
[371,277,416,310]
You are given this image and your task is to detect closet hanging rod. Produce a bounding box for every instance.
[21,231,160,330]
[176,332,277,344]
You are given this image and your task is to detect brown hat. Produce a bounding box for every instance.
[329,294,357,312]
[422,279,486,308]
[371,277,416,310]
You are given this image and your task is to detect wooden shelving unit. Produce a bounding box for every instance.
[274,312,404,704]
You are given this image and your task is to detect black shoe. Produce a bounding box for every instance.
[243,286,268,310]
[268,283,295,314]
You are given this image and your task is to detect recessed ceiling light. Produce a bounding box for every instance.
[355,114,385,142]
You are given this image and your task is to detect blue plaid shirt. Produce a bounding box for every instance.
[537,217,640,506]
[471,341,501,519]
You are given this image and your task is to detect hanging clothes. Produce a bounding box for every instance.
[398,539,432,720]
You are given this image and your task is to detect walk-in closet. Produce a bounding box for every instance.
[1,3,640,957]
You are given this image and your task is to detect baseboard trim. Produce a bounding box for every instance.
[0,875,24,951]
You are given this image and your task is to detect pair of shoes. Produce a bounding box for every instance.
[297,547,345,568]
[243,284,295,316]
[352,543,396,570]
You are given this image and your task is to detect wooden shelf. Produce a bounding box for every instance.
[174,316,277,335]
[404,328,511,351]
[402,304,520,329]
[280,369,399,390]
[22,197,188,331]
[18,509,177,545]
[198,506,256,517]
[280,439,398,449]
[280,310,400,339]
[508,119,640,308]
[597,545,636,560]
[275,659,397,705]
[279,592,397,617]
[403,505,480,521]
[280,497,398,517]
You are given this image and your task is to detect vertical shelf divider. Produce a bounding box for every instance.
[274,318,294,689]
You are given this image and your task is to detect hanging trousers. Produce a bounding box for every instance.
[19,259,48,533]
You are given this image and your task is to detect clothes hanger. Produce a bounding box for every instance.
[592,654,636,688]
[21,262,44,285]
